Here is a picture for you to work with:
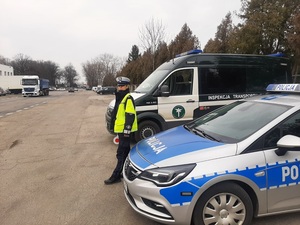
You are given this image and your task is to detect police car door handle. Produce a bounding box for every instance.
[255,171,265,177]
[186,99,195,103]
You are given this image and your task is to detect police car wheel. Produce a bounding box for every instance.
[134,120,160,142]
[192,182,253,225]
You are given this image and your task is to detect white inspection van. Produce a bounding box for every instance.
[106,50,292,142]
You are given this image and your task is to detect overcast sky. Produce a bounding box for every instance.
[0,0,242,82]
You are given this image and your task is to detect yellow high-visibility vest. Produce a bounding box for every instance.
[114,93,138,133]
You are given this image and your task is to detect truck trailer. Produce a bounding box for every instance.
[22,75,50,96]
[0,75,23,94]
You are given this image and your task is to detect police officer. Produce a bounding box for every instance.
[104,76,138,185]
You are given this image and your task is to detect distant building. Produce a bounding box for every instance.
[0,64,14,76]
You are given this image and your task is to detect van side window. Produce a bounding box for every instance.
[164,69,193,96]
[199,67,246,94]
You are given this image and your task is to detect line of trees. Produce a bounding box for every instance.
[85,0,299,87]
[116,0,299,86]
[118,23,199,85]
[0,53,78,88]
[1,0,299,87]
[82,21,199,88]
[204,0,300,75]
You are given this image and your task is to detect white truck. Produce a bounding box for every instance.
[0,75,23,94]
[22,75,50,96]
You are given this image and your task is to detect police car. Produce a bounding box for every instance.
[123,84,300,225]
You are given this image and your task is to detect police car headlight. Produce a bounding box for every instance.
[139,164,196,187]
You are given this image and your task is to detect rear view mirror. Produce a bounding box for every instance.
[160,85,170,97]
[275,135,300,156]
[152,85,170,97]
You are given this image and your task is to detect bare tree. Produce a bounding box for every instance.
[11,53,32,74]
[98,53,125,86]
[0,55,10,65]
[82,54,124,87]
[82,61,101,88]
[139,18,166,70]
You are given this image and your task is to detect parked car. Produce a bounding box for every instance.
[97,86,116,95]
[49,86,57,91]
[68,87,75,92]
[123,83,300,225]
[0,87,6,96]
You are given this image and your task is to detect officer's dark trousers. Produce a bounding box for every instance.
[112,133,131,178]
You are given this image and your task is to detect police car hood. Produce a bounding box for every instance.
[130,126,237,169]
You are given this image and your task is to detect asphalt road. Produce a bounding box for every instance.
[0,90,299,225]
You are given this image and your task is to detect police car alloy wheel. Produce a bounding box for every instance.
[192,182,253,225]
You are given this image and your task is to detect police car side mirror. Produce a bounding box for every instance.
[160,85,170,97]
[275,135,300,156]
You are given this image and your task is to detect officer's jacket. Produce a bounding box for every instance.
[114,93,138,133]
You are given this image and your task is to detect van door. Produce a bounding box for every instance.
[157,68,198,126]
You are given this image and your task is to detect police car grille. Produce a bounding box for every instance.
[142,198,173,218]
[124,159,140,181]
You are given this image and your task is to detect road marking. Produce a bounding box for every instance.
[0,102,47,119]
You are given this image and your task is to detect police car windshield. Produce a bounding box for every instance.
[186,101,290,143]
[134,70,169,93]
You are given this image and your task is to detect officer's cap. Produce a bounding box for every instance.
[116,76,130,86]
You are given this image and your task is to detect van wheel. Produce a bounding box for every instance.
[192,182,253,225]
[134,120,160,142]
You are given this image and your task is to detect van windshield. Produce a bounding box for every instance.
[134,70,169,93]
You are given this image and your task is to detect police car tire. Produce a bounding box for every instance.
[192,182,253,225]
[134,120,160,142]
